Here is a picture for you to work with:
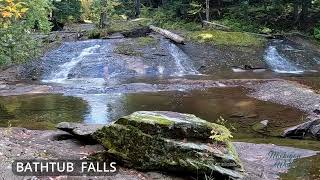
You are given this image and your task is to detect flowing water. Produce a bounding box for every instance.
[1,37,320,178]
[264,39,320,74]
[163,39,199,76]
[264,46,304,74]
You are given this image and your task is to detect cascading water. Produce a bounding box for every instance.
[165,40,199,76]
[40,38,202,124]
[264,46,304,74]
[43,44,101,83]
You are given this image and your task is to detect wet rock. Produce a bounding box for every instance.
[252,120,269,133]
[93,111,244,179]
[229,112,258,119]
[56,122,104,142]
[107,33,125,39]
[249,80,320,114]
[283,118,320,139]
[313,109,320,115]
[231,65,267,73]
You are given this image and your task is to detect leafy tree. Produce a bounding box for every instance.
[0,0,51,65]
[52,0,82,23]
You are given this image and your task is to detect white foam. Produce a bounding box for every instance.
[264,46,304,74]
[43,45,100,83]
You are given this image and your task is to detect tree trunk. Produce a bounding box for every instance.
[135,0,141,17]
[99,0,108,28]
[206,0,210,21]
[150,25,185,44]
[161,0,167,6]
[293,0,300,23]
[301,0,311,21]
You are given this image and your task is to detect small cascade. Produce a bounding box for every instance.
[43,45,100,83]
[264,46,304,74]
[165,40,199,76]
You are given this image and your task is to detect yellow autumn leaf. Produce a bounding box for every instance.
[20,8,28,13]
[1,11,12,18]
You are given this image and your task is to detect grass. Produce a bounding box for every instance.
[186,30,265,47]
[87,29,108,39]
[135,36,157,47]
[114,43,143,56]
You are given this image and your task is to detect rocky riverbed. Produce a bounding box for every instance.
[0,24,320,179]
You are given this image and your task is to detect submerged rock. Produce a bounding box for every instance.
[93,111,243,179]
[252,120,269,133]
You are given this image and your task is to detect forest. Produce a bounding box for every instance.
[1,1,320,179]
[0,0,319,65]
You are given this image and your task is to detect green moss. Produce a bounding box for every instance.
[135,36,157,47]
[87,29,108,39]
[114,43,143,56]
[210,123,233,142]
[187,30,265,47]
[124,113,174,126]
[226,142,242,167]
[93,123,242,178]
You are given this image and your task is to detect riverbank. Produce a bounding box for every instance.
[0,21,320,179]
[0,126,317,180]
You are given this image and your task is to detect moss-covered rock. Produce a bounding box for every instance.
[93,111,243,179]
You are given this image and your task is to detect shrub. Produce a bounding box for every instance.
[210,117,233,143]
[314,24,320,41]
[0,0,51,66]
[52,0,82,23]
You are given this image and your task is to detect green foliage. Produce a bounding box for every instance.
[25,0,52,32]
[0,23,40,65]
[0,0,51,66]
[314,24,320,41]
[87,28,108,39]
[52,0,82,23]
[210,117,233,143]
[89,0,137,24]
[106,18,151,33]
[141,6,202,31]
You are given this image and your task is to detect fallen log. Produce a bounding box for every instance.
[202,20,231,31]
[149,25,185,44]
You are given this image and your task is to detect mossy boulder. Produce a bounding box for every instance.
[93,111,243,179]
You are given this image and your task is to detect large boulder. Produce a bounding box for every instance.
[283,117,320,139]
[93,111,243,179]
[56,122,104,142]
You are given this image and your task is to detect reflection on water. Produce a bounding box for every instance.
[0,88,306,136]
[76,93,124,124]
[123,88,306,137]
[0,94,87,129]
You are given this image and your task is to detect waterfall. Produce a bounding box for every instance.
[264,46,304,74]
[166,41,199,76]
[43,45,100,83]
